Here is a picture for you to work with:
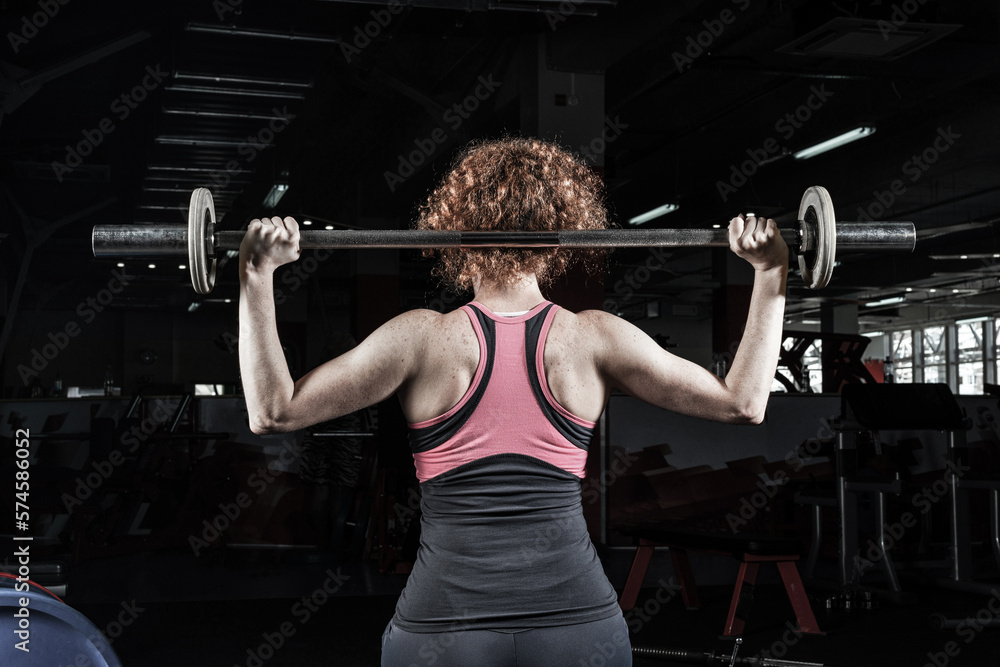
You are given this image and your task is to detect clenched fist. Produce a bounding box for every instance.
[728,213,788,273]
[240,216,301,273]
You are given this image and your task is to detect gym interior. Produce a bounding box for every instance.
[2,1,1000,665]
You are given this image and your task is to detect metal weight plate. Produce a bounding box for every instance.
[0,575,123,666]
[188,188,216,294]
[797,185,837,289]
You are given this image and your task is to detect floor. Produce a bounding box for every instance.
[71,584,1000,667]
[59,550,1000,667]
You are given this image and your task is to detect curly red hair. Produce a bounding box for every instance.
[416,136,609,289]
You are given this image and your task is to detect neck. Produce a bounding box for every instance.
[473,275,545,312]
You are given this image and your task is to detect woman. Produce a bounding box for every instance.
[238,137,788,666]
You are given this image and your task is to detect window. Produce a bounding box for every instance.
[803,340,822,391]
[994,319,1000,385]
[922,326,947,384]
[772,339,823,392]
[957,321,984,395]
[886,317,996,394]
[892,330,914,384]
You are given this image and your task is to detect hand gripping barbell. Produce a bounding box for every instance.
[91,186,916,294]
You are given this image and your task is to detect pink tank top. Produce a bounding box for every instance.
[407,300,596,482]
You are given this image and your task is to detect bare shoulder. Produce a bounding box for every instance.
[544,307,613,363]
[571,308,627,330]
[553,307,640,347]
[389,307,442,325]
[377,307,469,343]
[384,306,478,359]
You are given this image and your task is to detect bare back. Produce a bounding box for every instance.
[399,305,608,425]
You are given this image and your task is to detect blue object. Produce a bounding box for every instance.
[0,575,122,666]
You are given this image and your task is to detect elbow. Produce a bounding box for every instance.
[248,413,290,435]
[248,417,275,435]
[730,401,767,425]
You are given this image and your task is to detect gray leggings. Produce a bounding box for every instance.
[380,613,632,667]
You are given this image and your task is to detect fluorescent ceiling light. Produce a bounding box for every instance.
[263,183,289,208]
[628,203,679,226]
[930,253,1000,260]
[863,330,885,337]
[865,295,905,307]
[173,72,312,89]
[185,23,342,44]
[794,126,876,160]
[163,84,306,99]
[163,108,282,121]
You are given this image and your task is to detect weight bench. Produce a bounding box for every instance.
[619,527,822,636]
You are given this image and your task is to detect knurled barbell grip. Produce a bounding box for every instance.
[92,222,916,256]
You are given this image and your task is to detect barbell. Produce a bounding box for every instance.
[91,186,916,294]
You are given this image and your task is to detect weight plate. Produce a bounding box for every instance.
[797,186,836,289]
[188,188,216,294]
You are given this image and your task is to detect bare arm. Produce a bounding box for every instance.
[592,214,787,424]
[238,216,421,434]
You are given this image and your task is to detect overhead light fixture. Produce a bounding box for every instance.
[163,108,287,121]
[776,17,960,60]
[629,203,679,226]
[930,253,1000,260]
[263,182,289,208]
[173,72,312,89]
[303,220,313,226]
[793,126,876,160]
[185,22,342,44]
[863,330,885,338]
[156,136,248,147]
[163,84,306,100]
[956,316,989,325]
[865,295,905,308]
[187,302,200,312]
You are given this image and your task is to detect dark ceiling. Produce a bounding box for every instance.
[2,0,1000,328]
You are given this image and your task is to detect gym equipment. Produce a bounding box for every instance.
[0,573,123,666]
[928,612,1000,630]
[631,643,832,665]
[91,186,917,293]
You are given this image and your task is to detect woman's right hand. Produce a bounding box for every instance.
[240,216,301,273]
[728,213,788,273]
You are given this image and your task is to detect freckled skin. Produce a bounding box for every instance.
[238,215,788,434]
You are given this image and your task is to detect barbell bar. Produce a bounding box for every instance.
[91,186,917,294]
